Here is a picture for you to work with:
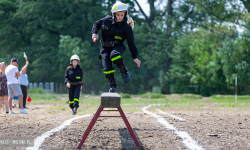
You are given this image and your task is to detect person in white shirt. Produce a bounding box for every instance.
[5,58,28,114]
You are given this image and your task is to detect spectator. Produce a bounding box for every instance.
[18,61,29,108]
[13,79,20,108]
[12,94,18,108]
[5,58,28,114]
[0,62,9,114]
[0,63,1,109]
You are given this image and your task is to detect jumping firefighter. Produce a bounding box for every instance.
[91,1,141,93]
[65,55,83,115]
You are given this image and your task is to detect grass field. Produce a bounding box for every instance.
[27,92,250,114]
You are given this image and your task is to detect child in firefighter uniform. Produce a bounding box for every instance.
[65,55,83,115]
[92,1,141,92]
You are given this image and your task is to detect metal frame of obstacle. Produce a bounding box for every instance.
[77,93,140,149]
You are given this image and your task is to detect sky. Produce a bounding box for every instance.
[134,0,150,16]
[134,0,167,17]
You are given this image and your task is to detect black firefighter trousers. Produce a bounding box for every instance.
[99,45,126,80]
[68,84,81,109]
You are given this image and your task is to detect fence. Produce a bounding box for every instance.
[29,82,69,94]
[29,82,107,94]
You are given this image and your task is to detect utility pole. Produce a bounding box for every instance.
[235,76,237,103]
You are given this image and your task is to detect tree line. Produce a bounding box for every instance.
[0,0,250,96]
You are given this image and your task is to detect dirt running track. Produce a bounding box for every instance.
[0,104,250,150]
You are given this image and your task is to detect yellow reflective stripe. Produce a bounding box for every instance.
[69,101,74,104]
[76,76,81,79]
[114,36,122,40]
[103,70,115,74]
[74,98,79,102]
[111,55,121,61]
[112,4,117,11]
[123,4,126,8]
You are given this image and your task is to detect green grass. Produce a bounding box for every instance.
[27,93,250,110]
[121,93,132,99]
[210,95,250,103]
[28,88,45,94]
[136,92,166,99]
[28,93,68,104]
[180,94,203,99]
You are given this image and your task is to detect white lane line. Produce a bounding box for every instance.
[26,114,92,150]
[142,105,204,150]
[157,109,186,121]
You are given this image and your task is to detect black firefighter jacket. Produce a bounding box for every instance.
[64,65,83,85]
[92,15,138,59]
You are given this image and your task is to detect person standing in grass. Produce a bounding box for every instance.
[18,60,29,108]
[64,55,83,115]
[0,62,9,114]
[5,58,28,114]
[12,94,18,108]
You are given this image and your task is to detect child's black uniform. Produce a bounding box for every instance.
[92,15,138,92]
[64,65,83,111]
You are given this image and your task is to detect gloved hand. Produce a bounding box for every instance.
[92,33,99,43]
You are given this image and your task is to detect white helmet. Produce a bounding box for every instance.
[70,54,80,64]
[111,1,128,18]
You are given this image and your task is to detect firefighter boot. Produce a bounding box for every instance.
[72,107,77,115]
[105,73,117,92]
[108,79,117,93]
[118,66,131,84]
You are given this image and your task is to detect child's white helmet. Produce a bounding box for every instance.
[70,54,80,64]
[111,1,128,18]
